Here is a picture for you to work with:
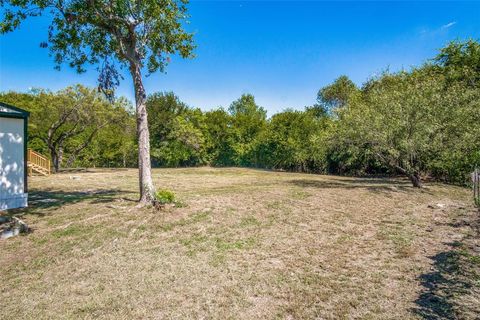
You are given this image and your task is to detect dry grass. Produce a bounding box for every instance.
[1,167,479,319]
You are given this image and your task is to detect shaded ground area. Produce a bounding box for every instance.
[0,168,478,319]
[413,209,480,319]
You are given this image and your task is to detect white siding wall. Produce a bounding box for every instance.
[0,117,27,210]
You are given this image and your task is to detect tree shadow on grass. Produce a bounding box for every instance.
[288,178,421,194]
[413,249,469,319]
[412,211,480,319]
[11,188,135,217]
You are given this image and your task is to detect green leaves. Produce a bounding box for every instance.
[256,109,328,172]
[227,94,267,166]
[335,43,480,184]
[317,75,358,114]
[1,0,195,92]
[0,85,135,168]
[147,92,206,167]
[434,39,480,89]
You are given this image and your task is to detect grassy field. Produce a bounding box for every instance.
[1,167,479,319]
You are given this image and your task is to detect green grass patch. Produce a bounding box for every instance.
[290,189,311,200]
[239,216,261,227]
[160,211,211,232]
[214,237,256,251]
[377,225,415,257]
[52,225,89,238]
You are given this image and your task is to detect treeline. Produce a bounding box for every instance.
[0,86,137,170]
[1,40,479,186]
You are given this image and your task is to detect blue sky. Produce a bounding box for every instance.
[1,1,479,115]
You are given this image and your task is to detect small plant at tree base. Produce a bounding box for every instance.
[155,190,176,205]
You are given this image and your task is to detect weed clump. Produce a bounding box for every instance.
[154,189,176,204]
[152,189,187,211]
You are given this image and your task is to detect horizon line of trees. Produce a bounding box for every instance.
[1,39,479,187]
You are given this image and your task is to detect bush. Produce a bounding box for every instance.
[154,189,175,204]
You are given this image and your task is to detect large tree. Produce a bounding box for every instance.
[147,92,206,167]
[203,108,236,166]
[0,85,129,172]
[1,0,195,203]
[434,39,480,87]
[317,75,358,114]
[228,94,267,166]
[257,108,328,172]
[337,69,452,187]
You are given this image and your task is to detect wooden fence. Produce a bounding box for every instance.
[473,168,480,207]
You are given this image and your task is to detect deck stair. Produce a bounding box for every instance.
[27,149,51,176]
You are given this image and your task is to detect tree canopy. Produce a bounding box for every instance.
[1,0,194,92]
[1,39,479,188]
[0,85,134,171]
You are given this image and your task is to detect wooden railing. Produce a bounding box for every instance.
[27,148,51,175]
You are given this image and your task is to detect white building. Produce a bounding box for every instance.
[0,102,29,210]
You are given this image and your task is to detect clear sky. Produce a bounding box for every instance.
[0,1,479,115]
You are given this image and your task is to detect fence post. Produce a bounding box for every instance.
[474,168,479,207]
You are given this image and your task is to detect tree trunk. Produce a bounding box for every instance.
[408,172,422,188]
[50,147,63,173]
[130,61,156,203]
[375,153,423,188]
[51,150,59,173]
